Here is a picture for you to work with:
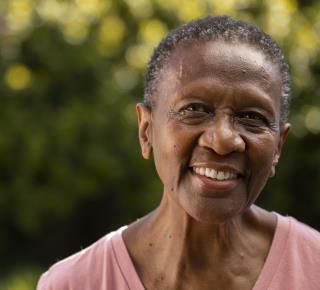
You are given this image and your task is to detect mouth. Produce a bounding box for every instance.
[192,166,240,181]
[190,166,244,193]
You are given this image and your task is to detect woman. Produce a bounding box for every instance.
[37,16,320,290]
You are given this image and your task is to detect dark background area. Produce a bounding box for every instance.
[0,0,319,288]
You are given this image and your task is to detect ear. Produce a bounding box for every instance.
[269,123,291,177]
[136,103,153,159]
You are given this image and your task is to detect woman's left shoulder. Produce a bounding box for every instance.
[281,214,320,251]
[293,218,320,241]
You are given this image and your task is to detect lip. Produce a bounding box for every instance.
[189,163,244,196]
[190,162,244,177]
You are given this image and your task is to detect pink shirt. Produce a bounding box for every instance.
[37,214,320,290]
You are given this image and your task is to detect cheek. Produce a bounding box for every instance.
[151,124,196,188]
[245,133,278,199]
[251,135,277,168]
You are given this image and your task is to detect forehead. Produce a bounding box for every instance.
[156,40,282,105]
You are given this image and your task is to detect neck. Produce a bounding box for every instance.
[123,193,276,290]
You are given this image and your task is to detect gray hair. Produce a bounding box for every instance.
[144,15,291,126]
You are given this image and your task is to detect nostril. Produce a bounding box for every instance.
[198,124,245,155]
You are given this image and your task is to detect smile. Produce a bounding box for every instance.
[193,167,237,181]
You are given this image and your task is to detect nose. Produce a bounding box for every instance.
[198,116,245,155]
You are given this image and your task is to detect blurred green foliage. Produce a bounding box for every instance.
[0,0,319,288]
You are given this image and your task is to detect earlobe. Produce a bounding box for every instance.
[269,158,278,178]
[136,103,153,159]
[269,123,291,178]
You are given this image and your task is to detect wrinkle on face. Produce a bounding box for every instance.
[201,42,274,83]
[155,41,282,130]
[163,41,281,103]
[149,39,284,224]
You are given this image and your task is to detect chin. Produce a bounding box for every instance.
[180,195,247,225]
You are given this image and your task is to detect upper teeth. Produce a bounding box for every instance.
[193,167,237,180]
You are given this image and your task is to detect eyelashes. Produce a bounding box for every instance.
[180,103,213,114]
[178,103,214,119]
[167,103,213,124]
[169,102,275,130]
[235,111,270,127]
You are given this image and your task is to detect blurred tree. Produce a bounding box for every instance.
[0,0,319,287]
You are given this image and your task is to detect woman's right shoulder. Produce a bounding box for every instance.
[36,227,126,290]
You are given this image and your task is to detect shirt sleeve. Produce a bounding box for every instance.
[36,272,53,290]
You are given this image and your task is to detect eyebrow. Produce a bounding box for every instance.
[235,84,277,116]
[175,78,278,116]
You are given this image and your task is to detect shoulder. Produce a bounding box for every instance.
[36,227,126,290]
[288,216,320,251]
[267,214,320,288]
[277,213,320,257]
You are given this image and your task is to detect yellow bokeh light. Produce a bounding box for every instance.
[37,0,110,44]
[266,0,297,13]
[210,0,256,15]
[284,0,298,13]
[155,0,207,20]
[265,0,298,40]
[114,66,139,91]
[266,13,291,40]
[288,15,319,89]
[62,18,89,45]
[7,0,34,33]
[305,107,320,134]
[36,0,69,23]
[74,0,110,20]
[211,0,236,14]
[126,44,153,69]
[234,0,254,9]
[97,16,126,56]
[297,25,319,53]
[5,64,32,90]
[99,16,125,47]
[290,113,307,138]
[289,47,310,70]
[139,19,168,46]
[155,0,182,11]
[124,0,153,19]
[178,0,207,21]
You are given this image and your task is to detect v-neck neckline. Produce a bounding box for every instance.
[113,213,291,290]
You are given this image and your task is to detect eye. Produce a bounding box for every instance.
[174,102,213,124]
[239,112,265,121]
[235,111,269,127]
[180,103,212,114]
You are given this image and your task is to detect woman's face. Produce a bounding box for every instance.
[137,40,290,223]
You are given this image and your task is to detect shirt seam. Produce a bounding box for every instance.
[264,215,293,289]
[110,232,132,290]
